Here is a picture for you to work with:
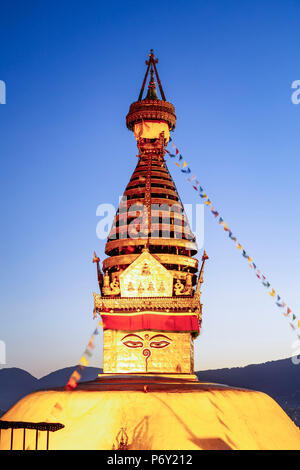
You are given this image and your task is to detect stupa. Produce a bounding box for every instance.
[1,51,300,451]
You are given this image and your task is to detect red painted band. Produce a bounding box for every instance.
[100,313,199,334]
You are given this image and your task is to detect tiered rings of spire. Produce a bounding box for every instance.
[105,50,199,288]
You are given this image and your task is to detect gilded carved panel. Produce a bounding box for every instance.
[103,329,193,374]
[119,251,173,298]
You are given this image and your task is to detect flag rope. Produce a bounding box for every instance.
[65,320,103,390]
[48,320,103,420]
[166,139,300,339]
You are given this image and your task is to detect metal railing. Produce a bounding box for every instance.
[0,420,64,450]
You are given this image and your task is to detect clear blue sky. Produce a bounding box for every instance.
[0,0,299,378]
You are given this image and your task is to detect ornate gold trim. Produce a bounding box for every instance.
[126,178,175,189]
[108,224,194,238]
[93,292,202,317]
[124,187,179,198]
[102,253,198,270]
[126,99,176,131]
[105,237,198,253]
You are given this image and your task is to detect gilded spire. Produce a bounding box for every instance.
[126,50,176,132]
[94,51,203,376]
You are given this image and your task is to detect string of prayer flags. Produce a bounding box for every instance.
[65,319,103,391]
[166,140,300,339]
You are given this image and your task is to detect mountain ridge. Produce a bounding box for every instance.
[1,357,299,425]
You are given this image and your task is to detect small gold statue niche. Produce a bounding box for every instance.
[102,270,120,296]
[141,261,151,276]
[173,272,193,296]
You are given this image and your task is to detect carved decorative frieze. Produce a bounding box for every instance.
[93,292,202,318]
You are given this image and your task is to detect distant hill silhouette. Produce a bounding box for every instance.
[38,366,102,390]
[196,357,300,407]
[0,358,299,426]
[0,368,39,414]
[0,366,102,413]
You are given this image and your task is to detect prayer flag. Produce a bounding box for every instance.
[84,348,93,357]
[79,356,89,367]
[71,370,81,382]
[66,377,77,390]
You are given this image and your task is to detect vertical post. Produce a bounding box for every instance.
[138,62,151,101]
[35,429,39,450]
[46,430,50,451]
[23,428,26,450]
[153,61,166,101]
[10,428,14,450]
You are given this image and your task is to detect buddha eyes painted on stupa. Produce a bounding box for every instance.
[121,333,172,350]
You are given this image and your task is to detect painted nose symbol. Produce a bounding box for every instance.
[142,348,151,371]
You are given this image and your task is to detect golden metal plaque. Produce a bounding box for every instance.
[103,329,193,374]
[119,251,173,298]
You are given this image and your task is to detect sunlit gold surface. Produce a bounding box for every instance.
[103,253,198,271]
[103,330,193,374]
[2,387,300,450]
[133,121,170,142]
[93,293,202,316]
[119,251,173,298]
[105,238,198,255]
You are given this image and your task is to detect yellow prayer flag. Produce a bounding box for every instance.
[269,289,275,297]
[182,161,187,168]
[79,356,89,367]
[175,162,180,167]
[71,370,81,382]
